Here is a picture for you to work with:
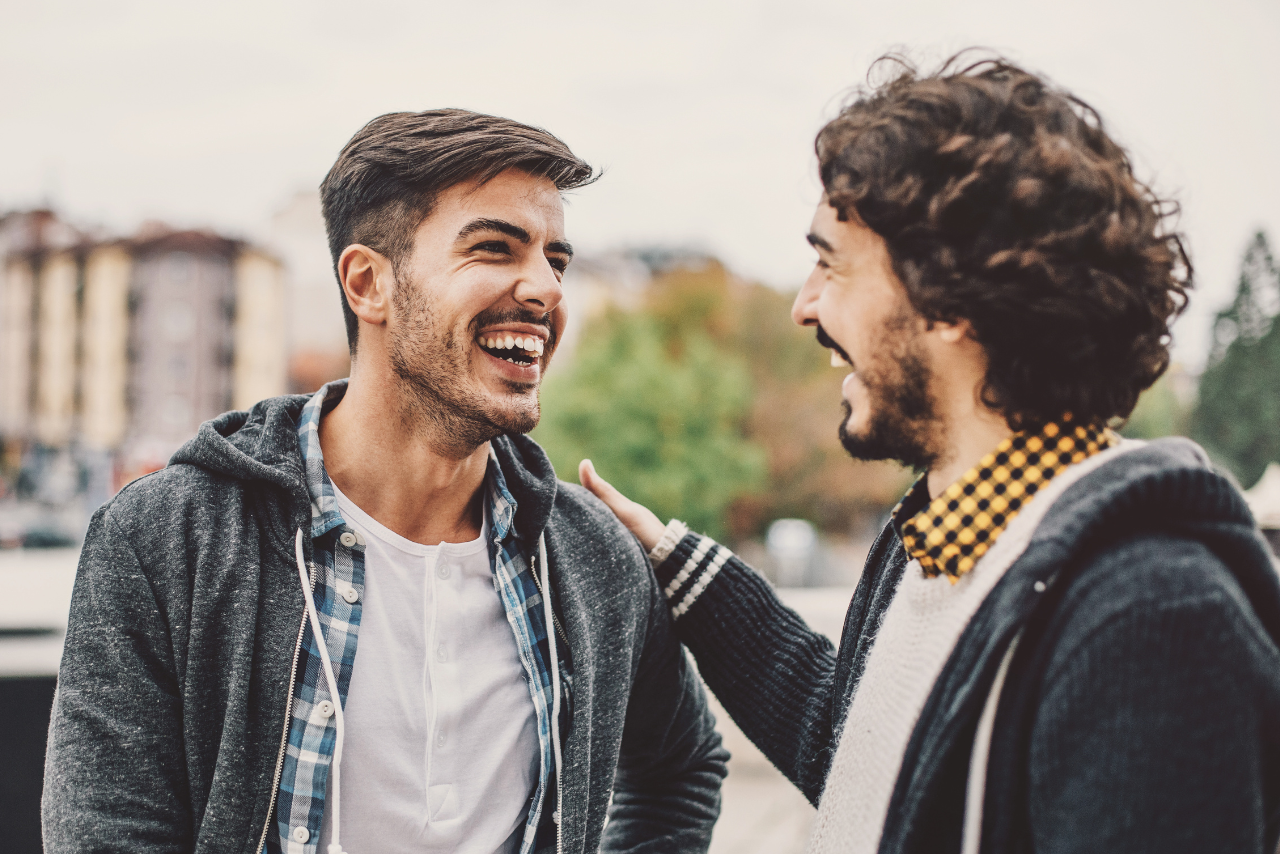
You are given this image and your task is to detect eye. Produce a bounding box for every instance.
[547,257,569,274]
[472,240,511,256]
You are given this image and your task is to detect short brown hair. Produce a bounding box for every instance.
[817,54,1191,430]
[321,109,597,351]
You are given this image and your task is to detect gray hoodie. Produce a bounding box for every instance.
[42,393,728,854]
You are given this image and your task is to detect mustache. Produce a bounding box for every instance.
[815,325,852,367]
[472,307,557,349]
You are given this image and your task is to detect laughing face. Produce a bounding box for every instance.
[385,168,570,448]
[792,200,943,472]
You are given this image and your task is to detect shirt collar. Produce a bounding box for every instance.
[891,416,1117,582]
[297,378,520,544]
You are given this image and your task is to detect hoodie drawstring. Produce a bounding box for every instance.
[295,529,348,854]
[539,532,564,853]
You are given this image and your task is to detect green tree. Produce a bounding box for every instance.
[535,309,766,540]
[1120,370,1188,440]
[1190,231,1280,488]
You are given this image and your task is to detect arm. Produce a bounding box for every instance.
[42,507,192,854]
[601,535,730,854]
[651,529,842,804]
[581,461,845,805]
[1026,545,1280,854]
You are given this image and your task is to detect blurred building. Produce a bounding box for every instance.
[267,191,350,392]
[0,209,287,532]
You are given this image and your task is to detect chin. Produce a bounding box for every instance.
[486,395,540,436]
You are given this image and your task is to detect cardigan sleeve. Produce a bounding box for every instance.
[652,531,844,805]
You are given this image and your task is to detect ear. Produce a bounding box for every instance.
[932,317,973,345]
[338,244,394,329]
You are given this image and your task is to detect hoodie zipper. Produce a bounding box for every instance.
[530,552,569,650]
[256,547,315,854]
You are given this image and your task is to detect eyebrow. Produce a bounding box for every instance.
[456,217,573,258]
[806,231,835,253]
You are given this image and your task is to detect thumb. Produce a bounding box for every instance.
[579,459,626,510]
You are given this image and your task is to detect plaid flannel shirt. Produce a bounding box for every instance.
[268,380,560,854]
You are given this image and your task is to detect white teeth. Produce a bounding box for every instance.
[831,349,844,368]
[478,333,545,356]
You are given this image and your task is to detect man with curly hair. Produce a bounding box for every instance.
[583,56,1280,853]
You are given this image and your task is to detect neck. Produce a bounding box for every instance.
[319,364,489,546]
[925,389,1013,499]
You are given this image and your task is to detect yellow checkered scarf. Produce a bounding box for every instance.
[894,417,1118,582]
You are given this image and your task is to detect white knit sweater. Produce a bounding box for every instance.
[807,442,1140,854]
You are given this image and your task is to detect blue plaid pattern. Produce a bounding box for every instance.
[268,380,558,854]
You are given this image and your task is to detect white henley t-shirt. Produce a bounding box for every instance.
[317,482,540,854]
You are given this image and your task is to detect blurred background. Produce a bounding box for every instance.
[2,1,1278,851]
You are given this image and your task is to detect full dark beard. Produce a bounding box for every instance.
[387,277,540,457]
[837,317,941,473]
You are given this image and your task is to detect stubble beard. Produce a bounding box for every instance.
[837,309,943,474]
[388,274,542,458]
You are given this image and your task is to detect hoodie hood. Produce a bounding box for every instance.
[169,394,313,496]
[168,391,562,546]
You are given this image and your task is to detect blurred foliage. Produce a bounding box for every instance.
[1120,370,1189,440]
[536,259,910,541]
[1190,231,1280,489]
[535,305,764,540]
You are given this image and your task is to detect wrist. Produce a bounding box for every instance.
[647,519,689,566]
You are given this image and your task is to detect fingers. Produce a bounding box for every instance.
[579,459,623,508]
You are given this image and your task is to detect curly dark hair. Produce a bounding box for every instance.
[816,53,1191,430]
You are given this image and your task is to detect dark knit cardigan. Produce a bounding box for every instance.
[655,438,1280,853]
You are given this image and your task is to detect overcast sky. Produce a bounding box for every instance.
[3,0,1277,367]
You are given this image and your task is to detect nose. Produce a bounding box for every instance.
[791,266,823,327]
[512,258,564,316]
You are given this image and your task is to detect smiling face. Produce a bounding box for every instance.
[792,201,943,471]
[385,168,570,446]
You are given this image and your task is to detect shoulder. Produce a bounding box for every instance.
[548,480,652,578]
[88,462,267,584]
[1048,532,1278,679]
[104,463,242,530]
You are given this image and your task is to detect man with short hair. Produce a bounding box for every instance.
[584,58,1280,853]
[43,109,727,854]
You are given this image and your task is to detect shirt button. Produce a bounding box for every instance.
[316,700,334,719]
[436,732,446,748]
[436,646,448,662]
[353,531,366,546]
[339,532,357,548]
[437,562,451,580]
[341,586,359,604]
[291,826,310,843]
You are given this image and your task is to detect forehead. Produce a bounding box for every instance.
[810,201,880,257]
[434,168,564,229]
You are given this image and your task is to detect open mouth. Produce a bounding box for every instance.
[476,333,545,367]
[816,325,853,369]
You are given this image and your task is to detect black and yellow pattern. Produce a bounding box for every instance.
[894,417,1117,582]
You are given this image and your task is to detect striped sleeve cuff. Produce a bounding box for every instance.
[647,519,690,566]
[653,531,733,621]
